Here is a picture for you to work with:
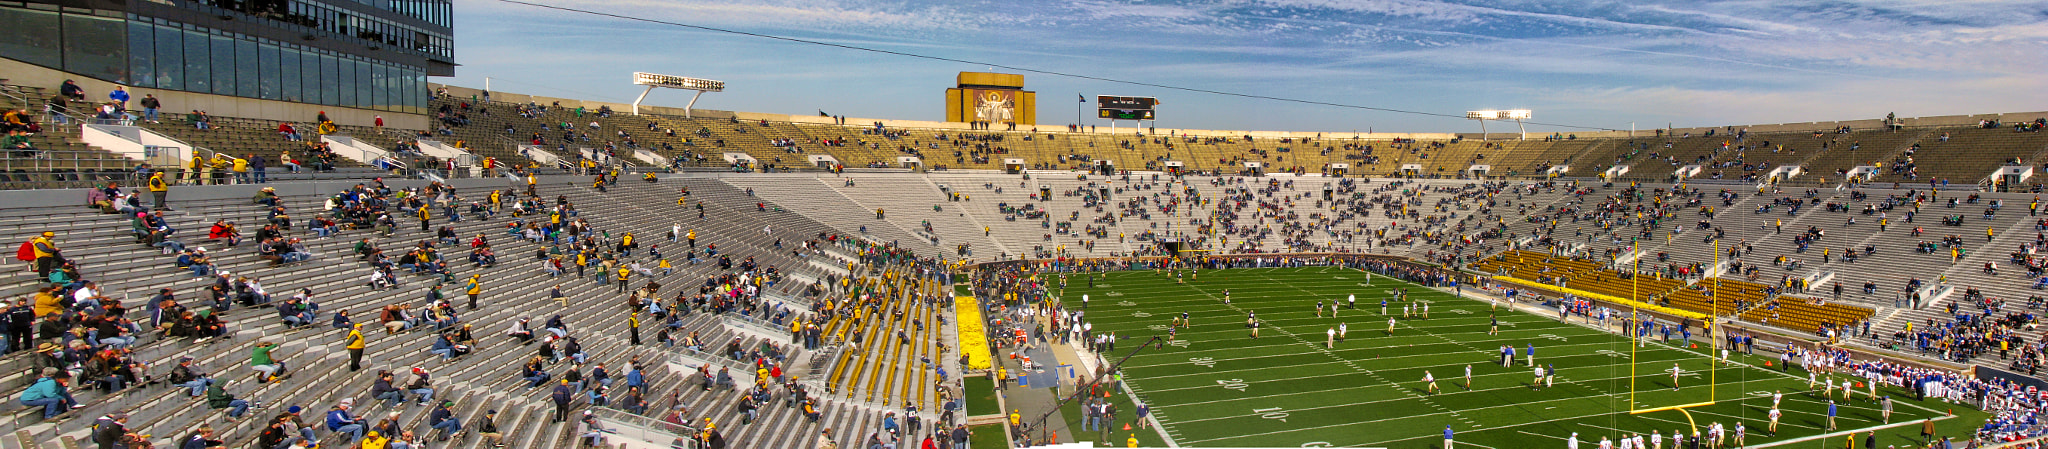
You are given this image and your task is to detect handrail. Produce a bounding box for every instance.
[586,408,701,449]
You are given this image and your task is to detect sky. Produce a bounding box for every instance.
[443,0,2048,134]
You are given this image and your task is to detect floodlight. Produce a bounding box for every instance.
[630,72,726,117]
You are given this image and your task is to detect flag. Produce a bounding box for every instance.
[1079,94,1086,103]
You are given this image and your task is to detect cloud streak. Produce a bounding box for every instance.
[451,0,2048,132]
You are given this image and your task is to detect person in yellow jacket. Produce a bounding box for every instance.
[418,205,432,232]
[231,156,249,184]
[27,231,61,278]
[464,274,483,310]
[208,154,232,185]
[346,323,367,371]
[147,171,170,210]
[657,258,672,276]
[1129,434,1140,448]
[359,431,389,449]
[615,266,631,294]
[185,154,205,183]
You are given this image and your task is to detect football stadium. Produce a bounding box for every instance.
[0,0,2045,448]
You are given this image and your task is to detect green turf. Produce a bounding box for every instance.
[969,424,1009,449]
[1060,266,1991,448]
[965,376,1001,416]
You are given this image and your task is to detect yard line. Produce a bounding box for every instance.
[1166,371,1784,429]
[1130,337,1683,371]
[1750,415,1954,448]
[1141,361,1749,408]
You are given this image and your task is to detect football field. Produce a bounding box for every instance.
[1060,266,1989,448]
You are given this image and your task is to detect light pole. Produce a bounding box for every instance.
[630,72,725,117]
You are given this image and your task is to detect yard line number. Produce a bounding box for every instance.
[1253,407,1289,422]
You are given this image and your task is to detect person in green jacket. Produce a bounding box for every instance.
[207,378,255,419]
[250,341,287,383]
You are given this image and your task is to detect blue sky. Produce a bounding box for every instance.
[444,0,2048,134]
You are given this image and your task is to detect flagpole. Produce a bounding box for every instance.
[1078,92,1085,133]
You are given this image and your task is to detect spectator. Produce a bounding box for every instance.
[17,368,79,420]
[250,341,287,383]
[146,171,171,210]
[168,357,212,397]
[59,80,84,101]
[326,400,366,443]
[23,231,62,279]
[108,86,128,110]
[206,378,256,420]
[138,94,159,123]
[427,401,462,441]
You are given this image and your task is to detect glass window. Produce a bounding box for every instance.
[127,22,154,89]
[411,70,427,114]
[183,30,208,93]
[278,49,300,103]
[209,35,234,95]
[61,13,127,84]
[0,8,63,70]
[356,59,373,110]
[335,56,356,108]
[370,63,387,111]
[318,53,337,106]
[154,25,180,89]
[258,44,280,100]
[235,38,258,97]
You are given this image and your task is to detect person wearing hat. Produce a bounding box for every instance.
[278,405,316,444]
[253,187,279,207]
[407,368,436,405]
[90,411,128,449]
[427,400,462,442]
[577,410,610,447]
[17,368,76,419]
[146,170,170,210]
[477,409,505,448]
[464,274,483,310]
[550,379,575,423]
[327,400,365,443]
[358,430,389,449]
[25,231,61,278]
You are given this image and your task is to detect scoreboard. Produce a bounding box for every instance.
[1097,95,1157,120]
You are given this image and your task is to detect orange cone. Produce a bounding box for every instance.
[1764,361,1772,366]
[1124,423,1132,431]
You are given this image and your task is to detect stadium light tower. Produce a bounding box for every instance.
[1466,110,1499,141]
[1503,109,1532,140]
[631,72,725,117]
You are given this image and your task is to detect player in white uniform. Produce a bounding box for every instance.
[1766,406,1781,435]
[1668,363,1683,390]
[1463,364,1473,390]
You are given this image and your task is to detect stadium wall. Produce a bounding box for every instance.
[1,55,427,129]
[1459,110,2048,140]
[431,83,1461,141]
[432,83,2043,143]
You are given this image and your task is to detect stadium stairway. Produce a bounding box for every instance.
[0,174,917,448]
